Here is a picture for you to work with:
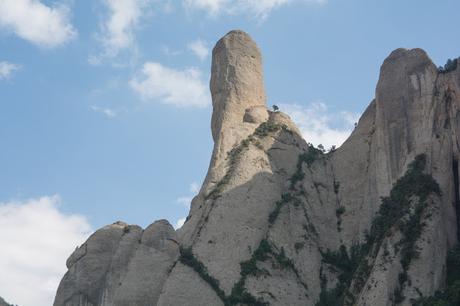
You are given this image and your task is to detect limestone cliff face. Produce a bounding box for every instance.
[54,30,460,306]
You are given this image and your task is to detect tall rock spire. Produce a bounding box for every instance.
[210,30,267,142]
[200,30,271,201]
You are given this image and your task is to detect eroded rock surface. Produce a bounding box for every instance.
[54,220,178,306]
[54,31,460,306]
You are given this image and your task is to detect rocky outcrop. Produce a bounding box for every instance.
[0,297,15,306]
[54,220,178,306]
[54,30,460,306]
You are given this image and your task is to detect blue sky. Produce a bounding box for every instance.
[0,1,459,305]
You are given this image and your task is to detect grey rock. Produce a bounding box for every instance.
[0,297,15,306]
[54,220,178,306]
[54,31,460,306]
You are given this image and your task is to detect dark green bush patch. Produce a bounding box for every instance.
[317,154,441,305]
[206,121,289,200]
[412,244,460,306]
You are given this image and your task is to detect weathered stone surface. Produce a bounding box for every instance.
[157,263,225,306]
[54,220,178,306]
[54,31,460,306]
[243,105,269,124]
[0,297,14,306]
[210,29,266,142]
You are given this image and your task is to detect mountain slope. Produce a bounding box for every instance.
[54,30,460,306]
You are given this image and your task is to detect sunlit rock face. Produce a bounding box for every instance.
[54,31,460,306]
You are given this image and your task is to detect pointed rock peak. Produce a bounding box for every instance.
[210,30,266,141]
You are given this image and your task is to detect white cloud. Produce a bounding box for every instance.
[174,182,201,229]
[184,0,326,18]
[90,105,117,118]
[174,217,186,229]
[130,62,211,108]
[177,196,193,207]
[176,182,200,207]
[0,61,20,79]
[189,181,200,194]
[0,0,76,48]
[0,195,91,306]
[188,39,209,61]
[95,0,152,60]
[184,0,224,15]
[280,102,360,149]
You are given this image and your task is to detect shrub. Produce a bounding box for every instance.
[254,121,284,138]
[334,180,340,194]
[336,207,346,216]
[290,145,324,189]
[227,280,268,306]
[274,247,295,270]
[180,246,269,306]
[179,247,226,302]
[318,155,441,305]
[336,207,346,231]
[414,244,460,305]
[295,242,305,251]
[438,58,458,73]
[206,121,290,199]
[268,193,293,225]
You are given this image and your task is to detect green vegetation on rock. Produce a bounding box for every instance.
[290,144,325,190]
[179,247,227,302]
[206,121,289,200]
[316,154,441,306]
[336,207,346,232]
[412,244,460,306]
[179,246,267,306]
[0,297,16,306]
[268,193,293,225]
[438,58,458,73]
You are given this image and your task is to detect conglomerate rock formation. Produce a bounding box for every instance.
[54,30,460,306]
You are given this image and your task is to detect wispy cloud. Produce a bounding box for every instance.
[0,0,76,48]
[90,0,154,63]
[176,181,200,208]
[0,195,91,306]
[0,61,21,79]
[174,181,201,229]
[280,102,360,149]
[130,62,210,108]
[177,196,193,207]
[184,0,224,15]
[188,39,209,61]
[184,0,326,19]
[189,182,200,193]
[174,217,186,229]
[90,105,117,118]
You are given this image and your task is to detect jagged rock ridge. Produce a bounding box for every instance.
[54,30,460,306]
[0,297,15,306]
